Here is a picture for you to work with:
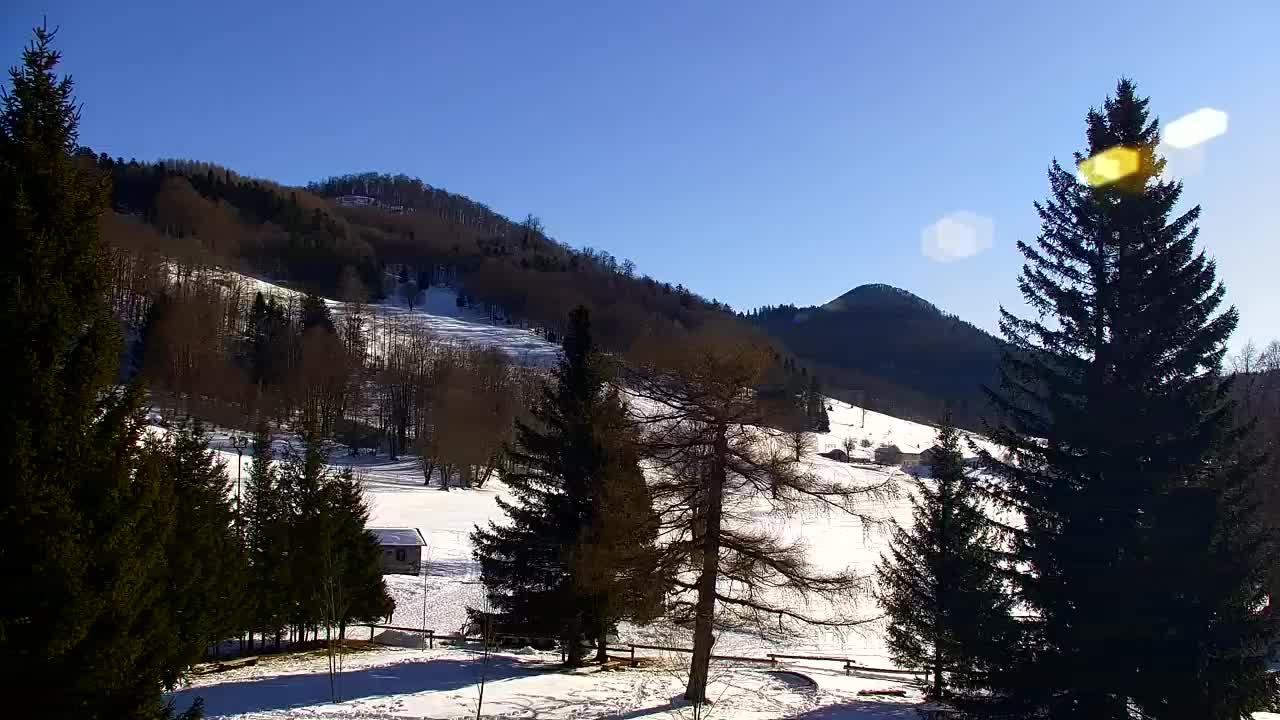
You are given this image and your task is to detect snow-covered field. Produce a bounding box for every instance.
[171,271,981,718]
[174,644,928,719]
[186,403,939,718]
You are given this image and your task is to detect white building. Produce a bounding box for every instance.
[369,527,426,575]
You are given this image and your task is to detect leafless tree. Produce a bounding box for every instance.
[1229,338,1280,611]
[625,323,894,703]
[293,328,351,438]
[376,324,431,459]
[401,280,420,311]
[786,429,814,462]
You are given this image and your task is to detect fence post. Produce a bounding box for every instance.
[630,645,636,667]
[369,625,374,641]
[428,631,434,649]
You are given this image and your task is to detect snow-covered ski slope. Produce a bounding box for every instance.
[357,286,561,367]
[208,268,561,367]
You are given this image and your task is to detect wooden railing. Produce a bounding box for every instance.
[361,626,927,679]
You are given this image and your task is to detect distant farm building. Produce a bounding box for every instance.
[335,194,378,207]
[818,448,850,463]
[874,445,904,465]
[370,527,426,575]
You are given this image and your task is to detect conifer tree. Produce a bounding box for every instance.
[807,375,830,432]
[323,469,393,639]
[301,291,334,333]
[275,431,389,642]
[149,423,247,685]
[279,431,332,640]
[983,79,1276,719]
[243,422,290,649]
[571,387,664,662]
[875,412,1012,703]
[0,26,193,718]
[472,306,654,665]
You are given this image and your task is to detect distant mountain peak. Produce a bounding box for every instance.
[821,284,938,314]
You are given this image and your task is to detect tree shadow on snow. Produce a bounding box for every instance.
[601,694,686,719]
[784,698,919,719]
[173,655,542,717]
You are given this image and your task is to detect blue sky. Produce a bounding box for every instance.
[4,1,1277,349]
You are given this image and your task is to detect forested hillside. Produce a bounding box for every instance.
[87,155,1002,431]
[747,284,1004,429]
[90,157,735,352]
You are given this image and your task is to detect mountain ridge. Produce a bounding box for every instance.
[747,283,1004,430]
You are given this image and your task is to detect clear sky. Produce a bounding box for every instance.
[4,1,1277,349]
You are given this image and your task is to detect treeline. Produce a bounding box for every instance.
[104,228,546,488]
[91,155,380,295]
[241,427,391,651]
[93,156,834,422]
[369,320,544,487]
[104,212,826,466]
[308,171,522,236]
[0,28,391,719]
[87,158,744,357]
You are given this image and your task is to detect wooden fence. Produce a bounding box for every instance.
[624,643,926,677]
[359,628,926,680]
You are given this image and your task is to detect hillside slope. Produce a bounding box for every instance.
[95,153,996,426]
[748,284,1004,429]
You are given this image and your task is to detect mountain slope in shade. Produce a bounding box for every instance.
[747,284,1003,429]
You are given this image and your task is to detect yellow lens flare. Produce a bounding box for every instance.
[1077,146,1140,187]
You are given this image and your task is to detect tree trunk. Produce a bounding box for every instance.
[422,458,435,487]
[478,461,496,487]
[562,616,587,666]
[686,425,727,703]
[595,624,609,663]
[932,638,943,700]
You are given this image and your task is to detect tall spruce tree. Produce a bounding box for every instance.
[301,291,334,333]
[472,306,656,665]
[243,422,291,650]
[983,79,1276,719]
[149,423,247,686]
[0,26,193,718]
[807,375,830,432]
[274,431,389,643]
[323,468,393,640]
[279,432,333,641]
[875,412,1012,703]
[570,386,664,662]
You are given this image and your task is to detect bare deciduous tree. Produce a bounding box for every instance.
[626,323,894,702]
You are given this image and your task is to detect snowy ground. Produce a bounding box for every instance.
[181,400,940,718]
[174,644,926,719]
[208,267,562,368]
[170,271,981,718]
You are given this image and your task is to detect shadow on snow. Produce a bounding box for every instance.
[173,655,544,717]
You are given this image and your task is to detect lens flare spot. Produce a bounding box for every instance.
[1077,146,1140,186]
[1163,107,1228,149]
